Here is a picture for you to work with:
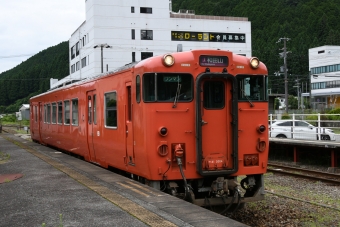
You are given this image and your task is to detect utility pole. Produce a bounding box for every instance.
[94,44,111,73]
[277,37,290,113]
[294,76,300,109]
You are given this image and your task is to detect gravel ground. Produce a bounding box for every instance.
[228,164,340,227]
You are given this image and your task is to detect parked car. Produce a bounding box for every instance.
[269,120,335,140]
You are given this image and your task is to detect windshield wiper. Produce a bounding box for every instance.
[173,76,181,108]
[242,89,254,107]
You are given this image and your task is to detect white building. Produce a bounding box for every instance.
[50,0,252,89]
[309,46,340,109]
[19,104,30,120]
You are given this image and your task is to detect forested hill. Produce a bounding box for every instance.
[0,42,69,113]
[1,0,340,112]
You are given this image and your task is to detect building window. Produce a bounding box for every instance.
[141,30,153,40]
[81,57,87,68]
[72,99,78,126]
[131,29,135,40]
[82,35,86,46]
[71,46,75,59]
[76,61,80,71]
[140,7,152,14]
[52,103,57,124]
[71,64,75,73]
[131,6,134,13]
[64,100,70,125]
[141,52,153,60]
[76,42,80,56]
[132,52,135,62]
[58,101,63,124]
[105,92,117,128]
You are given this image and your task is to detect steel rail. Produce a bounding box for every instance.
[267,163,340,185]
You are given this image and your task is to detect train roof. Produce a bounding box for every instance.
[30,61,140,100]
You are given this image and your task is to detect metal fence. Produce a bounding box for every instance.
[268,113,340,141]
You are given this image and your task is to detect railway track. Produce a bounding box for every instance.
[267,162,340,185]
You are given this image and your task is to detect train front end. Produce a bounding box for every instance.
[139,49,269,207]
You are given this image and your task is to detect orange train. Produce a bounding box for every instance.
[30,49,268,208]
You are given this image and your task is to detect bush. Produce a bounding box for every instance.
[281,113,291,119]
[2,114,16,123]
[327,108,340,121]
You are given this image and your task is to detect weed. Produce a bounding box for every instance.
[41,214,63,227]
[0,151,10,163]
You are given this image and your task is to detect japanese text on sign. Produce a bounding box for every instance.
[171,31,246,43]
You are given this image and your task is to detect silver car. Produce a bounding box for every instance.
[269,120,335,140]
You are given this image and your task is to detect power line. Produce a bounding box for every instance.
[0,54,35,59]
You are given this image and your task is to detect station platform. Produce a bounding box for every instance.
[269,138,339,172]
[0,133,247,227]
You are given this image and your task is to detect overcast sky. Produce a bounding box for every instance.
[0,0,85,74]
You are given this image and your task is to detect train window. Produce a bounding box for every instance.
[136,75,141,103]
[105,92,117,128]
[44,104,47,123]
[143,73,193,102]
[52,103,57,124]
[93,95,97,124]
[88,96,92,124]
[88,95,97,125]
[237,75,268,101]
[203,81,225,109]
[58,101,63,124]
[64,100,70,125]
[34,106,37,122]
[72,99,79,126]
[47,104,51,123]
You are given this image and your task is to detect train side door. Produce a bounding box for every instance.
[196,76,237,175]
[87,90,98,162]
[125,82,135,165]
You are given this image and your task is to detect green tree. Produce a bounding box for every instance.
[288,95,298,109]
[274,98,281,110]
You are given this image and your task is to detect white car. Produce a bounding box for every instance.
[269,120,335,141]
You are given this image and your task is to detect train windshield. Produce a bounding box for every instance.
[143,73,193,102]
[237,75,268,101]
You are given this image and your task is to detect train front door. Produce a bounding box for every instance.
[87,90,98,162]
[196,77,236,175]
[125,82,135,165]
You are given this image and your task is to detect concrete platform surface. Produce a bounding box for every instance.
[0,133,247,227]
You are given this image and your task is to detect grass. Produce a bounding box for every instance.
[263,173,340,227]
[0,151,10,164]
[42,214,63,227]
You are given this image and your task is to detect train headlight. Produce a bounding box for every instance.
[250,57,260,69]
[162,54,175,67]
[159,127,168,136]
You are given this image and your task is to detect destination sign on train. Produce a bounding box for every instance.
[171,31,246,43]
[199,55,228,67]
